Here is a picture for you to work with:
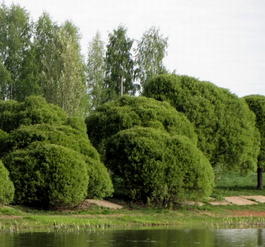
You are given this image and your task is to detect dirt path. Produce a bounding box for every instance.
[209,195,265,206]
[76,199,123,210]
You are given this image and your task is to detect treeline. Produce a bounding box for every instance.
[0,4,265,209]
[0,4,168,116]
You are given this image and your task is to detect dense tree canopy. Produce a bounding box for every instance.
[87,32,106,110]
[143,74,260,173]
[0,4,33,100]
[0,96,113,204]
[106,127,214,204]
[0,96,67,132]
[0,160,14,205]
[86,95,197,156]
[34,15,87,116]
[244,95,265,189]
[104,26,135,100]
[135,27,168,88]
[244,95,265,167]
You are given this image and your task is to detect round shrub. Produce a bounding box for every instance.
[0,96,67,132]
[244,95,265,168]
[0,160,14,205]
[85,157,114,199]
[143,74,260,173]
[3,143,88,208]
[0,124,99,160]
[105,127,214,204]
[65,117,87,134]
[0,124,113,200]
[86,95,197,155]
[0,129,8,140]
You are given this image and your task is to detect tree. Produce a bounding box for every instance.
[0,4,33,100]
[4,143,88,208]
[86,95,197,156]
[244,95,265,189]
[0,96,113,201]
[104,26,135,101]
[34,14,87,116]
[135,27,168,89]
[106,127,214,204]
[143,74,260,174]
[0,161,14,205]
[86,32,106,110]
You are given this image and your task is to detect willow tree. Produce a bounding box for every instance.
[143,74,260,174]
[244,95,265,189]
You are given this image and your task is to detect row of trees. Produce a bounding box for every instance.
[0,4,168,115]
[87,26,167,109]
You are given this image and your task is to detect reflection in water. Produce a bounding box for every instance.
[0,228,264,247]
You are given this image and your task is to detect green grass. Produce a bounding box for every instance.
[1,202,265,232]
[1,171,265,232]
[212,171,265,199]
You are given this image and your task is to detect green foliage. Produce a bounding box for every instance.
[34,14,87,116]
[143,74,260,173]
[105,26,135,100]
[87,32,106,110]
[0,124,98,160]
[0,160,14,205]
[0,96,67,132]
[244,95,265,168]
[0,129,8,140]
[4,143,88,208]
[86,95,197,155]
[0,3,33,100]
[85,157,114,199]
[135,26,168,88]
[65,117,87,134]
[0,96,113,201]
[106,127,214,204]
[0,124,113,199]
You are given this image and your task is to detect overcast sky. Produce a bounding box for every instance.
[6,0,265,96]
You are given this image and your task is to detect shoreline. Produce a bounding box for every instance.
[1,203,265,233]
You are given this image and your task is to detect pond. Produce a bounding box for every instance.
[0,228,264,247]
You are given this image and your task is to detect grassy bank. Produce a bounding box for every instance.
[1,202,265,232]
[1,172,265,232]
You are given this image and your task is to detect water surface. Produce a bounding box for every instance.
[0,228,265,247]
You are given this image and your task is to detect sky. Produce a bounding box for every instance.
[5,0,265,97]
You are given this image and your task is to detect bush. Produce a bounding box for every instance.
[0,96,67,132]
[65,117,87,134]
[85,157,114,199]
[244,95,265,167]
[86,95,197,155]
[3,143,88,208]
[0,124,114,200]
[143,74,260,173]
[0,96,113,201]
[105,127,214,204]
[0,124,99,160]
[0,160,14,205]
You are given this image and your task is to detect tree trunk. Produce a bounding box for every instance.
[257,166,263,190]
